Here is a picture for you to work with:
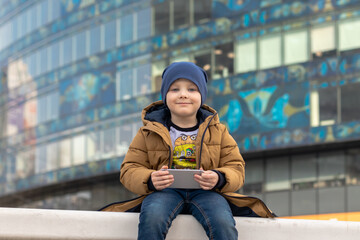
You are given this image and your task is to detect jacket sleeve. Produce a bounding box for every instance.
[120,129,155,195]
[214,125,245,193]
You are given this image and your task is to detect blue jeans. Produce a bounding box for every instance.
[138,189,237,240]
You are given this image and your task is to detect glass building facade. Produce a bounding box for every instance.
[0,0,360,218]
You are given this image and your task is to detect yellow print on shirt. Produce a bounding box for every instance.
[172,135,197,169]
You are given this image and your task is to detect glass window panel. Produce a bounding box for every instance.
[51,42,60,70]
[89,25,101,55]
[137,8,151,40]
[291,154,317,190]
[154,1,170,35]
[318,87,337,125]
[51,0,61,21]
[75,31,87,61]
[16,151,26,178]
[311,25,335,56]
[291,189,316,215]
[73,135,85,165]
[40,0,49,25]
[21,10,28,36]
[347,148,360,185]
[86,131,101,161]
[341,83,360,123]
[36,144,47,173]
[136,63,151,95]
[47,142,59,171]
[194,0,212,24]
[284,29,308,65]
[265,191,290,216]
[63,37,73,65]
[39,47,48,75]
[259,34,281,69]
[243,159,263,195]
[37,95,47,124]
[119,68,133,100]
[194,51,211,79]
[319,187,345,214]
[174,0,190,29]
[49,91,59,120]
[347,186,360,212]
[235,40,257,73]
[152,60,166,93]
[102,128,116,159]
[117,124,133,156]
[121,14,133,44]
[60,138,72,168]
[214,42,234,79]
[104,19,116,50]
[339,18,360,51]
[265,157,290,191]
[318,152,345,187]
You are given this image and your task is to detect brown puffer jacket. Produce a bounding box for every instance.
[101,101,275,218]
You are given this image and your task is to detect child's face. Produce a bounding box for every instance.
[166,78,201,121]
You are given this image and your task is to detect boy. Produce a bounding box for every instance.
[101,62,275,239]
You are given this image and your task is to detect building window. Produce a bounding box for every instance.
[46,142,59,171]
[102,128,116,159]
[117,65,133,100]
[291,189,317,216]
[235,39,257,73]
[89,25,101,55]
[117,124,133,156]
[35,144,47,173]
[318,152,345,188]
[137,8,151,40]
[284,29,308,65]
[104,19,117,50]
[265,157,290,191]
[194,0,212,24]
[259,34,281,69]
[121,14,134,44]
[291,154,317,190]
[311,25,335,59]
[214,42,234,79]
[339,18,360,51]
[174,0,190,29]
[75,31,87,61]
[243,159,264,197]
[341,82,360,123]
[194,51,212,79]
[154,1,170,35]
[86,131,102,161]
[135,63,151,96]
[151,60,167,93]
[73,134,85,165]
[63,36,73,66]
[59,138,72,168]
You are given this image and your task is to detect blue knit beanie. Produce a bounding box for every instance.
[161,62,208,105]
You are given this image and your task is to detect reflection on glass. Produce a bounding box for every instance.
[86,131,102,161]
[117,125,133,156]
[102,128,116,159]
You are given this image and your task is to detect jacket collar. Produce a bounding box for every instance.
[142,100,218,128]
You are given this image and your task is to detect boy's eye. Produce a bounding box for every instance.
[189,88,197,92]
[170,88,179,91]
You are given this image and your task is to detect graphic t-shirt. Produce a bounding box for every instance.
[169,123,198,169]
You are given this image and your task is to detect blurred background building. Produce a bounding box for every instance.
[0,0,360,220]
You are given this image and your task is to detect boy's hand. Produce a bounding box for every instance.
[151,166,174,191]
[194,168,218,190]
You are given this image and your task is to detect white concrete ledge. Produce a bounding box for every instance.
[0,207,360,240]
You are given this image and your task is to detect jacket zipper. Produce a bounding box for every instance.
[198,113,217,169]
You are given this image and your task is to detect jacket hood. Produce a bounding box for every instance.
[142,100,218,128]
